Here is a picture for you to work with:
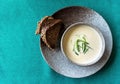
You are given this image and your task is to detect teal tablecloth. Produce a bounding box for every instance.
[0,0,119,84]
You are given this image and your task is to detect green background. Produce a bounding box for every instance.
[0,0,119,84]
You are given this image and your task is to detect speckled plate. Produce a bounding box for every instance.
[40,6,113,78]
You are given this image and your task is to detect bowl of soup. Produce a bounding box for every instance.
[61,22,105,66]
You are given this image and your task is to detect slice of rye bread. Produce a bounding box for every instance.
[35,16,63,49]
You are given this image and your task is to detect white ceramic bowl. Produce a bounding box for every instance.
[61,22,105,66]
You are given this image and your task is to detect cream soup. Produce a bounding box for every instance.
[62,25,104,65]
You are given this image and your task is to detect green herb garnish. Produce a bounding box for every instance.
[73,35,91,55]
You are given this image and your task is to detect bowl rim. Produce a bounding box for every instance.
[61,22,105,66]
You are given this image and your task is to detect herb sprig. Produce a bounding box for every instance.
[73,35,91,55]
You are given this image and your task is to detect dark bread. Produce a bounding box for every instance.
[35,16,63,49]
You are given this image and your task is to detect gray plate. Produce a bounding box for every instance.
[40,6,113,78]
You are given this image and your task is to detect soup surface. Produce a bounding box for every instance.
[62,25,103,65]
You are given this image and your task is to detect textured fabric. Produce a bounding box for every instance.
[0,0,119,84]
